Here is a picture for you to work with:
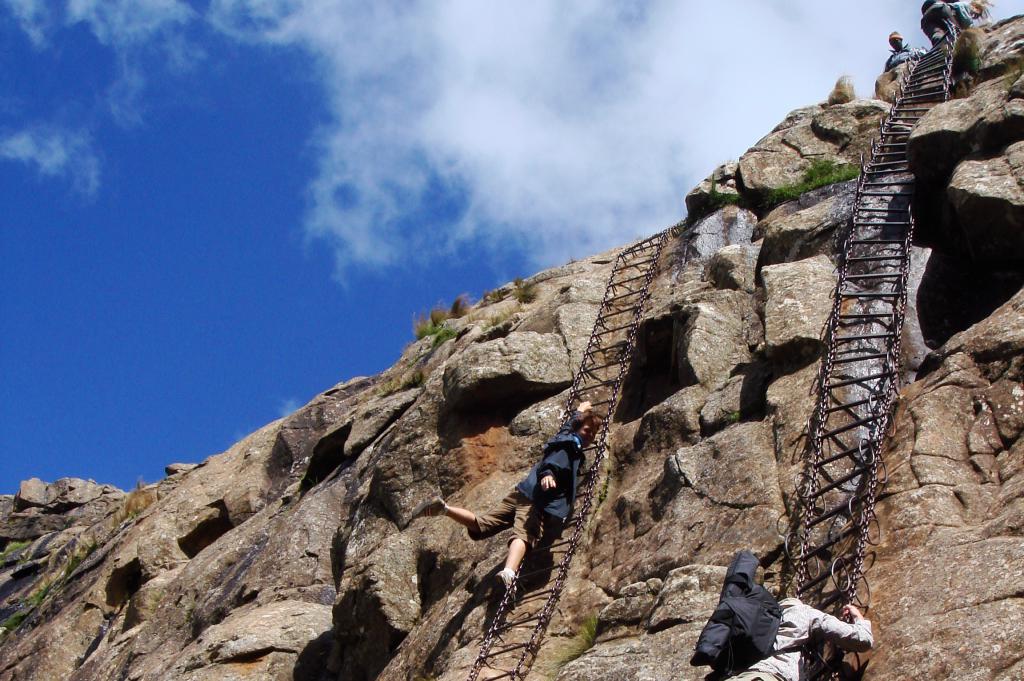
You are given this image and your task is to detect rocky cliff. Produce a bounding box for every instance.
[2,15,1023,681]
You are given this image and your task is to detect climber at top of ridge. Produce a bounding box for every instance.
[717,600,873,681]
[884,31,927,72]
[407,401,602,590]
[920,0,992,45]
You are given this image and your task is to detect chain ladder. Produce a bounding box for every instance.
[466,229,670,681]
[786,25,959,681]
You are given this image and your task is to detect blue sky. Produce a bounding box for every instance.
[2,1,1019,493]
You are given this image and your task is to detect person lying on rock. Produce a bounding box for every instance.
[884,31,926,71]
[409,401,602,590]
[723,601,873,681]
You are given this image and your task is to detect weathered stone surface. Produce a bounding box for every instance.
[738,100,883,202]
[921,286,1024,379]
[597,579,661,638]
[556,303,600,371]
[706,243,760,293]
[685,161,741,218]
[165,463,198,476]
[5,23,1024,681]
[676,290,759,389]
[442,331,572,410]
[165,600,332,680]
[762,255,836,361]
[948,141,1024,264]
[633,386,707,454]
[756,183,854,268]
[698,364,771,435]
[646,564,724,632]
[688,206,758,260]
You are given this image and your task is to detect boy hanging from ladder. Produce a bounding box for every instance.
[409,401,602,589]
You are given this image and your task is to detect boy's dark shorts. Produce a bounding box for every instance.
[468,490,564,548]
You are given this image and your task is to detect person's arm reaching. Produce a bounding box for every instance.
[811,604,873,653]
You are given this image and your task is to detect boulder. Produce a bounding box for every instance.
[675,290,759,389]
[597,579,662,638]
[947,141,1024,265]
[699,363,771,435]
[761,255,836,361]
[165,463,198,476]
[705,243,760,293]
[685,161,741,219]
[167,600,332,680]
[738,101,884,203]
[442,331,572,410]
[687,206,758,261]
[756,183,855,269]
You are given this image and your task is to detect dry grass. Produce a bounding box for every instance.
[113,482,157,525]
[512,278,538,304]
[448,294,470,318]
[827,76,856,105]
[541,615,599,678]
[953,28,985,78]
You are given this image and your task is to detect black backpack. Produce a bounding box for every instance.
[690,550,783,677]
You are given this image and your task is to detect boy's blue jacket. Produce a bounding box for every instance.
[515,411,587,519]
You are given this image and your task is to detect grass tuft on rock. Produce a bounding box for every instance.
[513,278,538,304]
[550,614,599,671]
[827,75,856,105]
[764,159,860,210]
[0,540,31,562]
[953,28,985,78]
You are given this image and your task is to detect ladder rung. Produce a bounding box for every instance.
[827,371,895,390]
[846,255,904,262]
[807,497,853,528]
[830,352,889,364]
[834,332,896,342]
[811,464,868,497]
[824,397,872,413]
[820,414,880,440]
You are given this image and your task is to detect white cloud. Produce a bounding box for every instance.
[65,0,193,45]
[2,0,50,47]
[208,0,928,275]
[0,126,100,196]
[278,397,301,417]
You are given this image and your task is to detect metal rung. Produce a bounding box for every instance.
[834,332,896,343]
[824,397,872,413]
[807,498,853,528]
[582,358,623,374]
[800,564,838,591]
[860,190,913,196]
[831,352,889,365]
[846,255,905,263]
[811,464,868,497]
[598,306,639,322]
[494,614,541,633]
[819,442,865,467]
[844,273,900,282]
[828,371,895,390]
[820,414,881,440]
[605,289,645,305]
[485,642,529,657]
[837,312,895,320]
[594,321,635,337]
[815,589,846,611]
[839,292,901,299]
[516,588,556,604]
[608,272,650,289]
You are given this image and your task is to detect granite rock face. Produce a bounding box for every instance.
[3,17,1024,681]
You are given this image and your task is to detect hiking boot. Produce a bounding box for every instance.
[496,567,516,590]
[408,496,447,524]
